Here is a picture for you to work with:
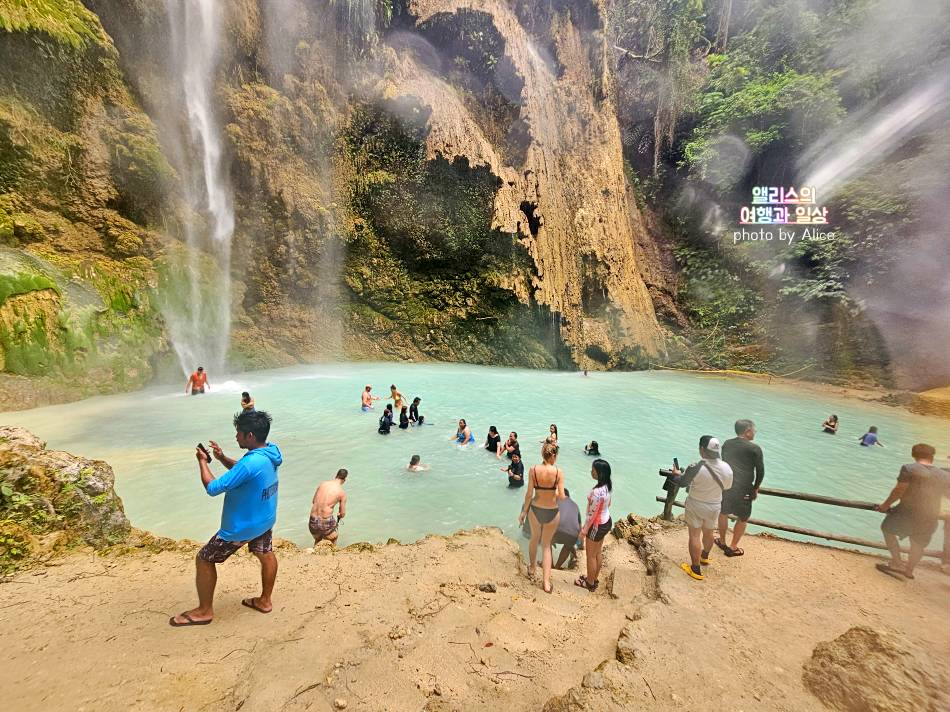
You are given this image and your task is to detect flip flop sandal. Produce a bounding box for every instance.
[724,547,744,558]
[242,598,272,614]
[875,563,908,580]
[169,612,212,627]
[700,556,712,565]
[680,562,704,581]
[573,575,589,589]
[714,537,729,552]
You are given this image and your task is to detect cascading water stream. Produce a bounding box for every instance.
[161,0,234,376]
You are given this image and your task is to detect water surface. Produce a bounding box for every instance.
[3,363,947,549]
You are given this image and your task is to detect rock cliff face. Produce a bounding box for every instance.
[389,0,666,365]
[0,0,672,408]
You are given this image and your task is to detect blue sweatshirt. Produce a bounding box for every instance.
[206,443,282,541]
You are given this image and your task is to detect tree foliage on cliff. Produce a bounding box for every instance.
[610,0,950,379]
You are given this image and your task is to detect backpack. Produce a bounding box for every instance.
[679,461,725,493]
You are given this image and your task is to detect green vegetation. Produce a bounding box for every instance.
[0,0,100,49]
[610,0,950,382]
[0,272,57,306]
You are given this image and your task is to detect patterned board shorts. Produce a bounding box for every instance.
[198,529,273,563]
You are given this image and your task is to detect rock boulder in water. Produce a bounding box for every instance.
[802,626,947,711]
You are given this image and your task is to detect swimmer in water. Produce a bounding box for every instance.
[859,426,885,448]
[452,419,475,445]
[822,414,838,434]
[485,426,502,457]
[407,455,430,472]
[361,385,380,412]
[241,391,255,412]
[503,432,520,460]
[398,405,410,430]
[541,423,558,445]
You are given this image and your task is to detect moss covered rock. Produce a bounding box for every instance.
[0,425,130,573]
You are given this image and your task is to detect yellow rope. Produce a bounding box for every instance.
[650,363,814,382]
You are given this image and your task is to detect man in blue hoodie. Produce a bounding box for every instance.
[170,410,283,627]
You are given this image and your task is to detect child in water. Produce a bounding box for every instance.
[407,455,429,472]
[859,426,884,447]
[378,405,393,435]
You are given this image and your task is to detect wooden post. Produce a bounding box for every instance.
[662,482,680,521]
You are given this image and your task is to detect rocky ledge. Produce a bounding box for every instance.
[0,425,130,572]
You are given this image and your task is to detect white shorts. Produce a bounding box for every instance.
[684,497,721,530]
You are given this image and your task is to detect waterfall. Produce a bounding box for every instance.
[160,0,234,377]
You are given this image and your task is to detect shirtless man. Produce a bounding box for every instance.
[309,469,348,545]
[389,384,404,411]
[361,385,380,412]
[186,366,210,395]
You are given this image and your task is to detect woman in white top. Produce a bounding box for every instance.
[575,459,612,592]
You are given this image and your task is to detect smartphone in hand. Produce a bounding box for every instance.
[673,458,680,471]
[197,443,212,462]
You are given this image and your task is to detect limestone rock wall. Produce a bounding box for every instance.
[396,0,666,365]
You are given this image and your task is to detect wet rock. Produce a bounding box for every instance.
[477,582,497,593]
[802,626,948,711]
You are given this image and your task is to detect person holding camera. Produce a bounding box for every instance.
[716,419,764,557]
[669,435,733,581]
[169,410,283,626]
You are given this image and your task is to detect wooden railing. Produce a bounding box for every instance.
[656,472,950,564]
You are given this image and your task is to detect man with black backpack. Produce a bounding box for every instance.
[669,435,734,581]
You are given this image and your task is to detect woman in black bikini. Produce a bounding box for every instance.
[518,441,565,593]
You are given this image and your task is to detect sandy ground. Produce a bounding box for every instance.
[2,525,947,712]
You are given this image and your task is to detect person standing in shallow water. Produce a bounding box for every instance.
[518,441,565,594]
[408,397,424,426]
[821,414,838,434]
[389,384,404,412]
[485,426,502,456]
[452,419,475,445]
[186,366,209,395]
[170,410,282,626]
[378,405,393,434]
[398,405,410,430]
[859,425,884,447]
[361,385,380,412]
[241,391,254,412]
